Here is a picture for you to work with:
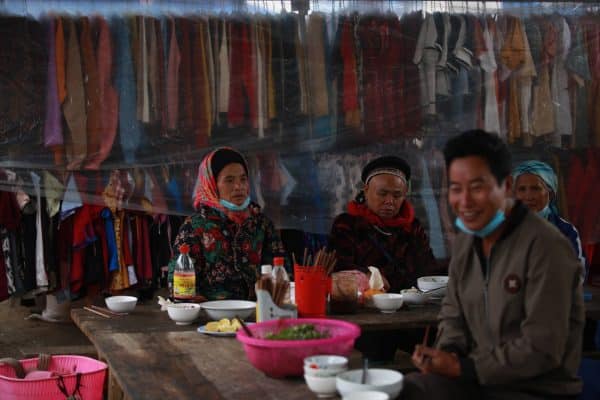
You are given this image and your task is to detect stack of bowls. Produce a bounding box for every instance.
[303,355,348,398]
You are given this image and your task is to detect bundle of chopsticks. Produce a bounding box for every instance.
[83,305,126,319]
[293,247,337,275]
[256,274,289,307]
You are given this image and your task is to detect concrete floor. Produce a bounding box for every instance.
[0,297,94,360]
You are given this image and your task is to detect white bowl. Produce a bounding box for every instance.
[336,368,403,399]
[105,296,137,313]
[417,276,448,292]
[200,300,256,320]
[343,391,390,400]
[304,373,338,398]
[372,293,403,313]
[304,364,347,377]
[304,355,349,369]
[167,303,201,325]
[400,289,428,305]
[304,355,348,378]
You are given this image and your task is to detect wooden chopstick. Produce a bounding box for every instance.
[91,305,126,317]
[422,325,430,347]
[235,316,253,337]
[84,306,111,319]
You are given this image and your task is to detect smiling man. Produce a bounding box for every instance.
[402,130,585,400]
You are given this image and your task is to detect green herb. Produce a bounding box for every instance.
[265,324,330,340]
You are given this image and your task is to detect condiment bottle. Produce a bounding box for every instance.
[173,244,196,301]
[272,257,290,304]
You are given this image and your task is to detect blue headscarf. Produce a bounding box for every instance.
[512,160,559,216]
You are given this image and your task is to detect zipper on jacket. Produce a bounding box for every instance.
[484,255,494,348]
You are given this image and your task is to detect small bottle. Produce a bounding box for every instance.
[260,264,273,278]
[272,257,290,304]
[173,244,196,301]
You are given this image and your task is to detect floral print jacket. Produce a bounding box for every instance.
[168,203,284,300]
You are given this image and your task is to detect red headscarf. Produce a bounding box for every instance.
[193,147,251,224]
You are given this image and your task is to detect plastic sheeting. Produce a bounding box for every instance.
[1,0,600,248]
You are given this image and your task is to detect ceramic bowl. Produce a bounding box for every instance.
[200,300,256,320]
[336,368,403,399]
[304,373,338,398]
[371,293,403,313]
[400,289,428,305]
[167,303,201,325]
[304,355,348,377]
[304,355,349,370]
[417,276,448,292]
[105,296,137,313]
[343,391,390,400]
[304,364,347,377]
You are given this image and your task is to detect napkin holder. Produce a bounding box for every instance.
[256,289,297,322]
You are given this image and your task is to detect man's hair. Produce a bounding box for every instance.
[443,130,512,184]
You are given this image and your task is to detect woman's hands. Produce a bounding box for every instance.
[411,345,461,378]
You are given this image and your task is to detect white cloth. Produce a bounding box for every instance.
[480,20,501,136]
[30,172,48,289]
[551,17,572,144]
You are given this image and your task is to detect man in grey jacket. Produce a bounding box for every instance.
[402,130,584,399]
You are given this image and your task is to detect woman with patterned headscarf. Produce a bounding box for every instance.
[513,160,587,281]
[168,147,284,300]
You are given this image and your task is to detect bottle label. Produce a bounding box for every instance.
[174,272,196,299]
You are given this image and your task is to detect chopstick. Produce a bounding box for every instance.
[83,306,111,319]
[433,326,444,348]
[90,305,126,317]
[235,316,253,337]
[422,325,430,347]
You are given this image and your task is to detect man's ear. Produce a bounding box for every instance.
[503,175,513,194]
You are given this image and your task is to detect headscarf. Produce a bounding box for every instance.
[512,160,559,215]
[193,147,251,223]
[361,155,411,188]
[349,155,415,231]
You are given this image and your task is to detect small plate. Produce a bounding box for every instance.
[197,322,254,337]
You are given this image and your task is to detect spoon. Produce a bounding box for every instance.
[361,358,369,384]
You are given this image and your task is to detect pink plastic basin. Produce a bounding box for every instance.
[236,318,361,378]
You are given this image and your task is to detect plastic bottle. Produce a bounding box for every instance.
[272,257,290,304]
[260,264,273,278]
[173,244,196,301]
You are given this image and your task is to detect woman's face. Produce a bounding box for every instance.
[216,163,249,206]
[514,173,550,213]
[364,174,408,219]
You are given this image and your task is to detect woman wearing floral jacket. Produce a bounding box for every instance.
[168,147,284,301]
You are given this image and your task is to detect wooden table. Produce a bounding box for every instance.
[71,300,439,400]
[72,286,600,400]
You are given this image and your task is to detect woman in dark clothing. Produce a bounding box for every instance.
[329,156,440,293]
[329,155,442,363]
[168,147,284,301]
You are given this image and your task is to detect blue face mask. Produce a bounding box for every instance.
[455,210,506,238]
[220,196,251,211]
[537,205,551,219]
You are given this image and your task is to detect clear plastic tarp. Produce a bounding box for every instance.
[1,0,600,252]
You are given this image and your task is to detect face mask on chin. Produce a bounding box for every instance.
[455,209,506,238]
[219,196,251,211]
[537,204,551,219]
